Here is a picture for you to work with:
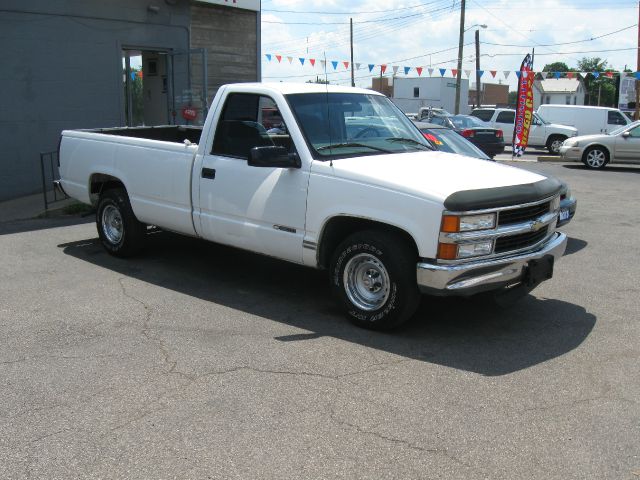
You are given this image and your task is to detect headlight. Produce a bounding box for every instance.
[437,240,494,260]
[441,213,496,232]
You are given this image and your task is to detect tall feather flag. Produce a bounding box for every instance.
[513,53,535,158]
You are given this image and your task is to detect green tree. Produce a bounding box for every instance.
[577,57,615,106]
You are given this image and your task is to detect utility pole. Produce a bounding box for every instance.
[636,0,640,119]
[350,18,355,87]
[475,29,481,109]
[454,0,466,114]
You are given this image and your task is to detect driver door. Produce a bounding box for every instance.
[197,93,309,263]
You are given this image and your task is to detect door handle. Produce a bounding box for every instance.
[201,168,216,179]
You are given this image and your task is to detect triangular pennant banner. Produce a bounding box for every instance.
[392,65,399,74]
[515,71,521,79]
[130,71,136,81]
[636,72,640,80]
[404,66,410,75]
[331,61,338,70]
[310,58,316,67]
[567,72,574,79]
[439,68,446,77]
[287,56,293,64]
[464,69,471,78]
[356,63,361,70]
[605,71,614,78]
[553,71,561,79]
[416,67,423,76]
[451,69,458,78]
[368,64,375,72]
[343,61,350,70]
[592,71,600,78]
[299,58,305,66]
[275,55,282,63]
[490,70,497,78]
[381,64,387,74]
[428,68,434,76]
[540,71,548,79]
[477,70,484,78]
[503,71,511,79]
[265,54,272,62]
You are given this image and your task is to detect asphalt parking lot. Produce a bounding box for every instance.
[1,161,639,479]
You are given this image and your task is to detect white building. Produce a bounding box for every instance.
[533,78,586,107]
[390,77,470,114]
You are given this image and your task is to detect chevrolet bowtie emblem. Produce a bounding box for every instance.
[531,220,544,232]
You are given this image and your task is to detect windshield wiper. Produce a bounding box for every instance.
[316,142,391,153]
[385,137,432,150]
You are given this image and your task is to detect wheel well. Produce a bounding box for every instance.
[582,144,610,160]
[547,134,567,145]
[89,174,126,204]
[317,216,419,269]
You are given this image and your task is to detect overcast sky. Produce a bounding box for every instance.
[260,0,638,91]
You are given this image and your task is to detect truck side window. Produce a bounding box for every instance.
[496,111,515,124]
[212,94,292,159]
[607,111,627,126]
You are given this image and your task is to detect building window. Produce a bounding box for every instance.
[546,96,551,104]
[574,96,577,105]
[413,87,419,98]
[566,95,571,105]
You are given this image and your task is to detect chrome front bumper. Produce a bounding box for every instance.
[559,145,582,161]
[416,232,567,295]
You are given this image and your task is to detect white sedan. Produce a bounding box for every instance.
[559,121,640,169]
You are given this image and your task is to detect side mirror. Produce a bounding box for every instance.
[622,131,631,138]
[248,146,301,168]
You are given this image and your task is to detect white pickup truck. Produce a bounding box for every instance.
[58,83,567,330]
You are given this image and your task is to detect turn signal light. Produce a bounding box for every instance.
[441,215,460,233]
[437,242,458,260]
[496,129,503,138]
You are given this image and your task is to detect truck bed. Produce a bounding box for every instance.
[85,125,203,145]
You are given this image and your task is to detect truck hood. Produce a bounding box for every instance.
[321,150,550,206]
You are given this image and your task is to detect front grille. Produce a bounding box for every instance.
[495,227,549,253]
[497,202,550,226]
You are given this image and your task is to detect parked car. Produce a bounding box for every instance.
[447,115,505,158]
[537,104,630,137]
[57,83,568,330]
[417,106,451,121]
[415,122,576,227]
[471,107,577,154]
[559,120,640,169]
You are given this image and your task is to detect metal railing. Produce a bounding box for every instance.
[40,150,68,211]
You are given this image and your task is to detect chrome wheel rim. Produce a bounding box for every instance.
[102,204,123,244]
[586,149,606,168]
[551,139,563,153]
[343,253,390,311]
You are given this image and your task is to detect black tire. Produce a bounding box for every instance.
[582,146,609,169]
[546,135,567,155]
[329,230,421,330]
[96,188,145,257]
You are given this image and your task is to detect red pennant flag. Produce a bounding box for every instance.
[343,61,350,69]
[381,64,387,74]
[275,55,282,63]
[605,71,614,78]
[490,70,497,78]
[567,72,574,79]
[416,67,423,76]
[309,59,316,67]
[451,69,458,78]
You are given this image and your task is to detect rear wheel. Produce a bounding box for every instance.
[329,230,420,330]
[547,135,567,155]
[582,146,609,169]
[96,188,145,257]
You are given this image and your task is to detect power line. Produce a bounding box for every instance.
[482,24,638,48]
[262,0,448,15]
[262,8,456,25]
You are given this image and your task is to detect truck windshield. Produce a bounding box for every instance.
[286,92,432,160]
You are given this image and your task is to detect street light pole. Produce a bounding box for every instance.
[454,0,466,114]
[475,29,481,109]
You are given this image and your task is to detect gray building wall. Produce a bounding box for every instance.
[0,0,192,201]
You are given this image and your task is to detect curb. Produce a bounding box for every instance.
[537,156,566,162]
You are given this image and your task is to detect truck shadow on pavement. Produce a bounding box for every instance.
[59,231,596,377]
[562,165,640,174]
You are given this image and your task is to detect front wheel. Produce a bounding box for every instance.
[582,146,609,169]
[547,135,567,155]
[329,230,421,330]
[96,188,146,257]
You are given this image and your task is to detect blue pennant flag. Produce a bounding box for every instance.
[635,72,640,80]
[439,68,446,77]
[299,58,305,65]
[554,71,561,79]
[404,66,410,75]
[265,54,272,62]
[130,72,136,81]
[331,61,338,70]
[368,64,375,72]
[515,71,521,78]
[592,71,600,79]
[477,70,484,78]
